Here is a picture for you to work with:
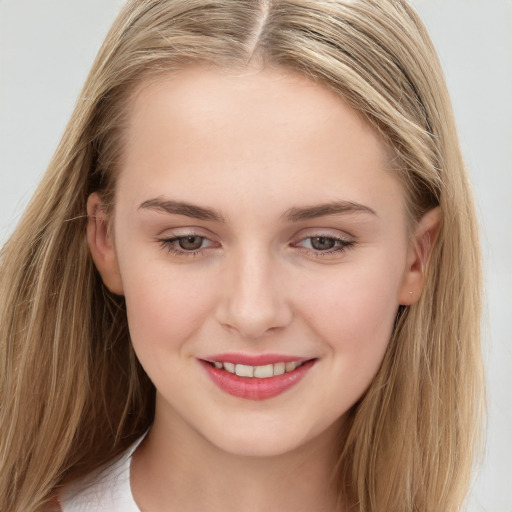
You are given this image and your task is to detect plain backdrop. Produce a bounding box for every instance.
[1,1,511,510]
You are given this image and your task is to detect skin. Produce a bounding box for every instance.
[87,65,440,512]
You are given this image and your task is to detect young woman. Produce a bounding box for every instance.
[0,1,484,511]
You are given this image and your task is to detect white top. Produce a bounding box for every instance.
[60,436,144,511]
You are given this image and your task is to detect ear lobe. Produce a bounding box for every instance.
[398,207,441,305]
[86,193,124,295]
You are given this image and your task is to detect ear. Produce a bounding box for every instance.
[86,193,124,295]
[398,207,441,305]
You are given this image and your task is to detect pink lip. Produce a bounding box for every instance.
[202,352,311,366]
[199,358,316,401]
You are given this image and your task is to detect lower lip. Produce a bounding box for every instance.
[199,359,316,401]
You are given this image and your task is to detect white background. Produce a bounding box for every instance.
[1,1,510,510]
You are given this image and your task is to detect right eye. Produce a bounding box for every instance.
[175,235,205,251]
[157,234,219,257]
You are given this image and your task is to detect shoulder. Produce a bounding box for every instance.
[59,459,130,511]
[59,435,145,512]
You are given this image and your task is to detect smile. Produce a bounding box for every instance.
[199,355,317,401]
[209,360,305,378]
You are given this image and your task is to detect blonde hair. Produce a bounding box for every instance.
[0,1,484,510]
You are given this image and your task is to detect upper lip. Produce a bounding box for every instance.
[201,353,313,366]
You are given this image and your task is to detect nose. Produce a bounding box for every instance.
[215,249,293,339]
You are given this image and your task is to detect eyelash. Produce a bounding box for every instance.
[157,233,356,259]
[157,235,215,257]
[293,236,356,257]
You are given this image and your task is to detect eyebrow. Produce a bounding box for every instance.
[138,198,225,222]
[138,197,377,222]
[282,201,377,222]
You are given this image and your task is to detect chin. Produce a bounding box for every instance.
[202,414,336,459]
[210,430,305,458]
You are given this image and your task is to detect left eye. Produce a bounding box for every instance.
[308,237,337,250]
[296,236,354,253]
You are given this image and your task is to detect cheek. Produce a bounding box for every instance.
[298,260,403,375]
[120,259,215,356]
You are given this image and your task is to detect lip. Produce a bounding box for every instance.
[199,356,316,401]
[202,352,311,366]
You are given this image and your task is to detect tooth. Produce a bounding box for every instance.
[273,362,285,376]
[235,364,254,377]
[224,362,235,373]
[285,361,298,372]
[214,362,223,369]
[254,364,274,378]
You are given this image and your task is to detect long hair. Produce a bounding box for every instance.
[0,1,484,510]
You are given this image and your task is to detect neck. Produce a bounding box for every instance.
[131,405,345,512]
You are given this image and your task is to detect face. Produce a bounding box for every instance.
[88,65,430,458]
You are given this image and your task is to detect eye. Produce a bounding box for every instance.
[157,234,219,256]
[309,236,338,251]
[294,235,355,256]
[176,235,205,251]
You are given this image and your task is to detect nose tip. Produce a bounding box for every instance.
[221,297,289,339]
[215,258,292,339]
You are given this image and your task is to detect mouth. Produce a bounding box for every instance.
[199,355,317,400]
[203,359,309,378]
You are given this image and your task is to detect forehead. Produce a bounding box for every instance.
[125,64,386,156]
[117,64,404,221]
